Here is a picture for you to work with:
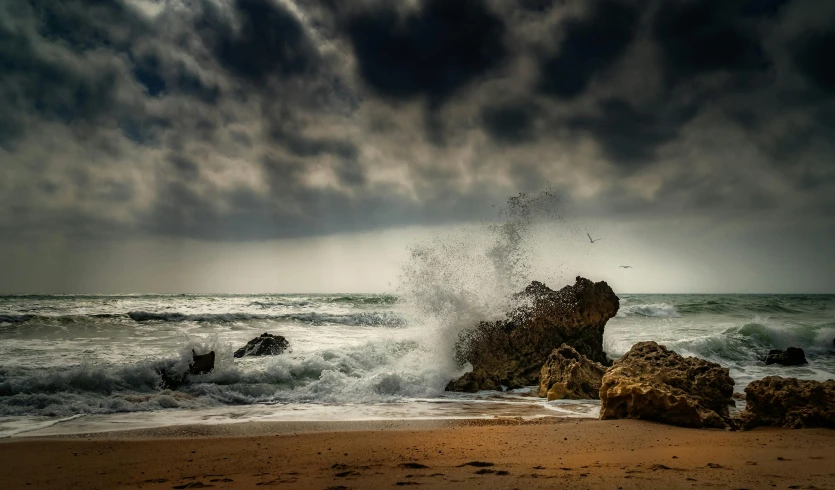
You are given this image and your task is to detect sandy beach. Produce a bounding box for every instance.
[2,418,833,489]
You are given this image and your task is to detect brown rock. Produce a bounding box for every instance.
[234,333,289,358]
[446,277,619,392]
[599,341,735,428]
[546,383,568,401]
[538,344,606,400]
[736,376,835,429]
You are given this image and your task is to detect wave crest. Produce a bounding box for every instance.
[617,303,681,318]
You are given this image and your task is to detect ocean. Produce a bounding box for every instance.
[1,292,834,438]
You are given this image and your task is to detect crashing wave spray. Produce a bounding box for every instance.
[395,189,565,376]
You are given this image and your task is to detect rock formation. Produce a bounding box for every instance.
[599,341,735,428]
[736,376,835,429]
[189,350,215,375]
[234,333,289,358]
[538,344,606,400]
[446,277,619,392]
[157,350,215,390]
[764,347,808,366]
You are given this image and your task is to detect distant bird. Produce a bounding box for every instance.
[587,233,603,243]
[619,265,633,269]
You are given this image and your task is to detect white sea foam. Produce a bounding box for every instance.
[616,303,681,318]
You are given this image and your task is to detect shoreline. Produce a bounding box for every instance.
[2,418,834,489]
[7,416,565,441]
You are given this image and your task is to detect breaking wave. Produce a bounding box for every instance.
[617,303,681,318]
[0,334,457,418]
[0,311,405,327]
[669,320,835,361]
[126,311,404,326]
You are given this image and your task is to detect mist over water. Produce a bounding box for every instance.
[1,191,834,437]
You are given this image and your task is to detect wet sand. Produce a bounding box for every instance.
[2,418,834,489]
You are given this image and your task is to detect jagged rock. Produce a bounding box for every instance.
[538,344,606,400]
[446,277,619,392]
[189,350,215,375]
[737,376,835,429]
[764,347,808,366]
[599,341,735,428]
[156,350,215,390]
[234,333,289,358]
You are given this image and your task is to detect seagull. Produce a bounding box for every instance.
[619,265,633,269]
[587,233,603,244]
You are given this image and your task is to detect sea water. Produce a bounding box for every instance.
[1,193,833,437]
[1,292,833,437]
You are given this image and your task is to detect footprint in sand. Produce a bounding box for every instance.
[399,463,429,469]
[173,483,213,489]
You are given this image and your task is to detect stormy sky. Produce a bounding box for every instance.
[1,0,834,293]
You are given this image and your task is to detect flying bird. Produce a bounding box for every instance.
[587,233,602,243]
[619,265,633,269]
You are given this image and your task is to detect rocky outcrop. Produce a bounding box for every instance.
[737,376,835,429]
[234,333,289,358]
[446,277,619,392]
[538,344,606,400]
[599,341,735,428]
[764,347,808,366]
[157,350,215,390]
[189,350,215,375]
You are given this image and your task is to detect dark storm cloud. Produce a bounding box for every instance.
[537,0,641,99]
[480,101,539,145]
[517,0,563,13]
[652,0,767,84]
[1,0,835,243]
[344,0,507,106]
[0,1,139,139]
[793,28,835,93]
[210,0,321,83]
[567,98,698,166]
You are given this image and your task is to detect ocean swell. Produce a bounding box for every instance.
[1,311,405,327]
[127,311,405,326]
[617,303,681,318]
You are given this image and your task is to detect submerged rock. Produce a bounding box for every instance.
[599,341,735,428]
[538,344,606,400]
[189,349,215,375]
[234,333,289,358]
[737,376,835,429]
[156,350,215,390]
[446,277,619,392]
[764,347,808,366]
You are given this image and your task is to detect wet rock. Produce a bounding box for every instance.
[764,347,808,366]
[599,341,735,428]
[737,376,835,429]
[234,332,289,358]
[446,277,619,392]
[156,366,186,391]
[189,349,215,375]
[538,344,606,400]
[156,350,215,390]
